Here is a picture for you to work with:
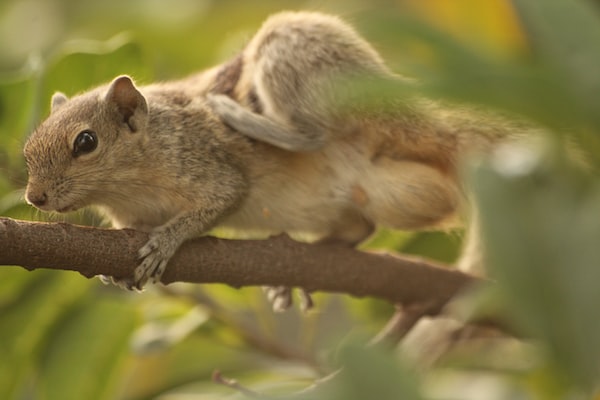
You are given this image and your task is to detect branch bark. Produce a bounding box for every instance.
[0,217,482,315]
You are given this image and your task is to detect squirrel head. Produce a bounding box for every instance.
[24,75,149,212]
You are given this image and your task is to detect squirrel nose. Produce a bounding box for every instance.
[28,192,48,207]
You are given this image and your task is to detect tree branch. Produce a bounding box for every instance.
[0,217,482,315]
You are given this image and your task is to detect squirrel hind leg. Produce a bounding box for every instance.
[263,212,374,313]
[316,211,376,247]
[362,159,461,231]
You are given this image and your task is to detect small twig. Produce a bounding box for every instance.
[369,302,437,346]
[212,370,267,398]
[289,369,341,398]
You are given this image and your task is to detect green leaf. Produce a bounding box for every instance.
[0,75,39,166]
[42,34,153,107]
[472,142,600,390]
[400,231,462,264]
[38,296,138,400]
[320,344,421,400]
[0,271,90,399]
[512,0,600,130]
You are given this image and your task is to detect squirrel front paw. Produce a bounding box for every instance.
[134,228,180,289]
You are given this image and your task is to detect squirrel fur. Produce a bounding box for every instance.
[24,11,514,300]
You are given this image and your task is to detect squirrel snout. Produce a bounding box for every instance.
[26,190,48,208]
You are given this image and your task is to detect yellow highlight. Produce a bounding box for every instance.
[405,0,527,54]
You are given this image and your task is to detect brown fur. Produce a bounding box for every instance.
[24,11,519,291]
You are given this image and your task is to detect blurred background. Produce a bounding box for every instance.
[1,0,600,399]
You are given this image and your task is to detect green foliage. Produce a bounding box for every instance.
[474,148,600,391]
[329,344,421,400]
[512,0,600,131]
[39,295,137,400]
[1,0,600,398]
[0,271,92,399]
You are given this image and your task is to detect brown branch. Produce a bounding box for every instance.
[0,217,482,315]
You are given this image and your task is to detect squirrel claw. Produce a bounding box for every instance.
[262,286,315,312]
[134,230,177,288]
[138,240,157,259]
[151,260,168,284]
[98,274,144,292]
[133,257,163,288]
[98,275,112,285]
[133,263,150,288]
[267,286,293,312]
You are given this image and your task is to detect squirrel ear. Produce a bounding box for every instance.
[50,92,68,113]
[105,75,148,132]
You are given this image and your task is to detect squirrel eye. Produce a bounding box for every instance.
[73,130,97,157]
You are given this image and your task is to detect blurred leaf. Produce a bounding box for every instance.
[132,306,209,353]
[121,332,269,399]
[43,34,153,103]
[0,190,33,218]
[400,231,462,264]
[512,0,600,130]
[38,295,138,400]
[0,271,90,399]
[0,268,36,308]
[0,75,39,168]
[361,229,411,252]
[401,0,527,55]
[363,229,461,265]
[319,344,421,400]
[472,141,600,390]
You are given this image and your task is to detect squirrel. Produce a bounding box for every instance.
[23,11,514,309]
